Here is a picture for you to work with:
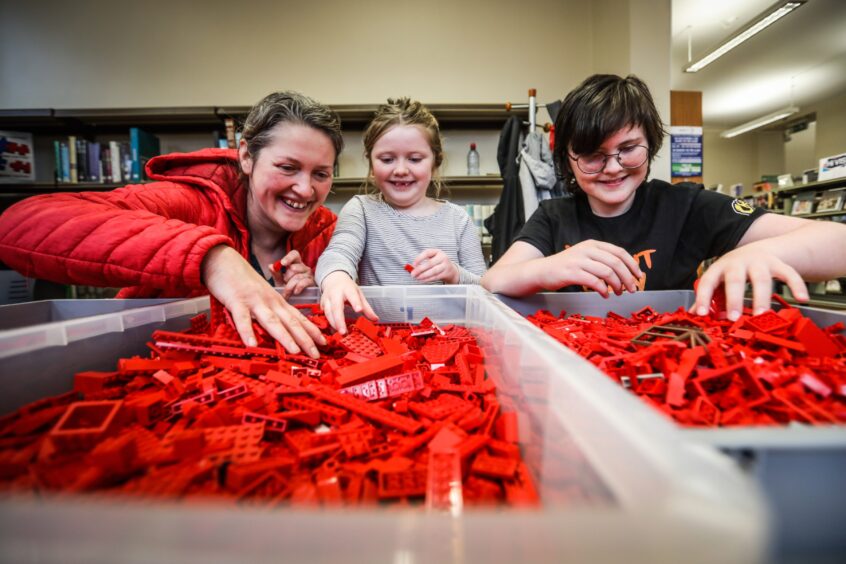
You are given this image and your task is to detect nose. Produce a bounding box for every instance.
[602,154,624,174]
[291,171,315,198]
[394,160,409,176]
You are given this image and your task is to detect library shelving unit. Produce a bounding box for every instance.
[0,104,519,212]
[748,175,846,309]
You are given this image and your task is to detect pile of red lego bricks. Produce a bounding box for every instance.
[526,295,846,427]
[0,300,540,509]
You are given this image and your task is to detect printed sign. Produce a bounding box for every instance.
[670,125,703,178]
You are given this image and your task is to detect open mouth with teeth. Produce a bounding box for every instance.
[280,197,309,211]
[389,180,416,189]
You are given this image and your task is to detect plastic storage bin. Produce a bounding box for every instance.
[496,290,846,561]
[0,298,180,331]
[0,287,766,564]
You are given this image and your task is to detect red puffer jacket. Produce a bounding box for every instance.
[0,148,336,297]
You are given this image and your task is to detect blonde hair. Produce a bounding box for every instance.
[362,98,446,198]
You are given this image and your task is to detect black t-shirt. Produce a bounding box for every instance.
[514,179,766,291]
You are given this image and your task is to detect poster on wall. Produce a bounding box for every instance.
[670,125,703,179]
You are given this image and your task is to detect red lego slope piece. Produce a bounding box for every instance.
[793,317,842,357]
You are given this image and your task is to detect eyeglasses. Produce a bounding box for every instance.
[568,145,649,174]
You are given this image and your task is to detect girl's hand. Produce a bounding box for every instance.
[544,240,642,297]
[410,248,460,284]
[320,270,379,335]
[269,250,316,298]
[692,246,808,321]
[201,245,326,357]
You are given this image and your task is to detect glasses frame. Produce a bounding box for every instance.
[568,144,649,175]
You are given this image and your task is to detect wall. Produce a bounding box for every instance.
[702,128,757,192]
[784,121,817,178]
[0,0,595,108]
[813,91,846,161]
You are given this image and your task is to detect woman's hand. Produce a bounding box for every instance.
[201,245,326,357]
[692,246,808,321]
[269,250,316,298]
[409,249,460,284]
[319,270,379,335]
[543,240,642,297]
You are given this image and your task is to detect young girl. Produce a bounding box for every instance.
[316,98,487,333]
[482,74,846,321]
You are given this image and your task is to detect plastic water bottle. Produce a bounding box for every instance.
[467,143,480,175]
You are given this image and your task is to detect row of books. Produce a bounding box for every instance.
[53,128,160,184]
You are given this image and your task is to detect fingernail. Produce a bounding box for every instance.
[248,337,257,347]
[309,347,319,358]
[696,306,707,316]
[728,310,740,321]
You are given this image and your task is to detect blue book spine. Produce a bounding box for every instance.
[60,143,71,183]
[53,140,62,183]
[88,142,101,183]
[130,128,140,181]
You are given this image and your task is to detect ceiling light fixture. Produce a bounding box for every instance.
[684,1,807,73]
[720,106,800,138]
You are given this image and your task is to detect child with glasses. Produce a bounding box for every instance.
[482,73,846,321]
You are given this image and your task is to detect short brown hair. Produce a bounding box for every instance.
[553,74,666,189]
[241,91,344,165]
[362,98,446,198]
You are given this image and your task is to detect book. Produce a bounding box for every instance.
[790,193,816,216]
[88,142,101,183]
[68,136,78,183]
[815,190,845,213]
[224,118,236,149]
[109,140,123,184]
[76,138,88,183]
[53,140,62,183]
[59,142,70,183]
[0,130,35,183]
[129,127,160,182]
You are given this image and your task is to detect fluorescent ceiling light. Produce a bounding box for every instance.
[720,106,799,138]
[684,1,806,73]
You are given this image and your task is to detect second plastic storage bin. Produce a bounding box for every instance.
[496,290,846,562]
[0,286,767,564]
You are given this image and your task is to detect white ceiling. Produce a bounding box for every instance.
[671,0,846,129]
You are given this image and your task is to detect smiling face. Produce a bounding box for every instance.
[370,125,435,213]
[240,122,335,237]
[569,125,649,217]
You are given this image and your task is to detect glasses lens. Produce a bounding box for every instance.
[577,153,606,173]
[619,145,648,168]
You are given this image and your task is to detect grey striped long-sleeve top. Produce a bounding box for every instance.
[315,195,487,287]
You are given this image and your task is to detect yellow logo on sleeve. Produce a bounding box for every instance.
[731,199,755,215]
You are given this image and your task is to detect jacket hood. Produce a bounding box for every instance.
[145,148,249,244]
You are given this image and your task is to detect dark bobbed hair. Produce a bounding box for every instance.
[241,91,344,166]
[553,74,666,189]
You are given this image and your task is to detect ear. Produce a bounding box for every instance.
[238,138,253,175]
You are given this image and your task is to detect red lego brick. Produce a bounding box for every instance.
[335,354,404,387]
[49,401,124,453]
[309,386,423,434]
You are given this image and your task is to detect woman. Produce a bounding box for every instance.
[0,91,341,358]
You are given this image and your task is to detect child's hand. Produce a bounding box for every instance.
[269,250,316,298]
[409,249,460,284]
[201,245,326,358]
[546,240,642,297]
[320,271,379,335]
[692,246,808,321]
